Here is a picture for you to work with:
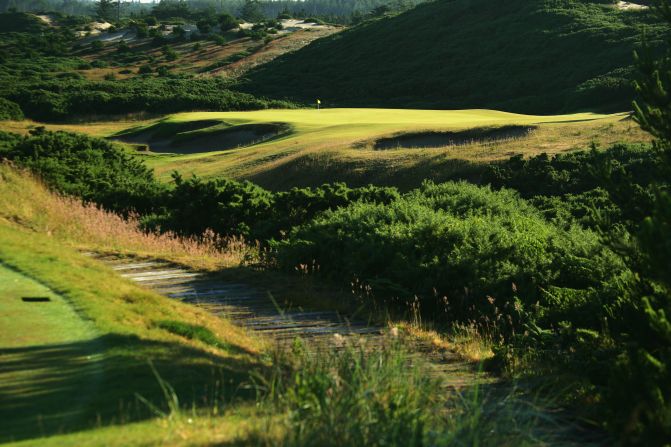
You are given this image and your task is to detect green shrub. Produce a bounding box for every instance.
[0,98,23,121]
[484,144,662,231]
[90,40,104,51]
[271,181,625,335]
[162,173,274,238]
[218,13,238,31]
[91,59,108,68]
[117,40,131,53]
[151,175,400,239]
[162,45,178,61]
[0,130,165,214]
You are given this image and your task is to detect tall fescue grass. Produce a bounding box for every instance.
[250,337,583,447]
[0,162,252,269]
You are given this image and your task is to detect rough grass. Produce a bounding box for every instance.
[0,162,266,443]
[251,340,587,446]
[139,109,649,190]
[0,163,253,270]
[77,27,339,82]
[0,108,651,190]
[244,0,666,114]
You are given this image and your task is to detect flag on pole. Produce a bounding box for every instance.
[317,99,321,111]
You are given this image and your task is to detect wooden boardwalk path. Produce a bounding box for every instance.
[93,254,487,387]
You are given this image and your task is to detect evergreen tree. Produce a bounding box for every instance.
[218,12,238,31]
[609,0,671,443]
[240,0,264,23]
[96,0,114,21]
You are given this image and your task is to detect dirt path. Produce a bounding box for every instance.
[96,254,487,388]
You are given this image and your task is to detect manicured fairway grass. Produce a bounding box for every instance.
[117,108,649,189]
[0,265,102,442]
[3,407,271,447]
[0,108,651,190]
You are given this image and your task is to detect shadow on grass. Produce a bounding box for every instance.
[0,333,264,444]
[246,151,486,192]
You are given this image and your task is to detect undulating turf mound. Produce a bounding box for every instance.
[116,120,291,154]
[244,0,666,114]
[373,125,537,149]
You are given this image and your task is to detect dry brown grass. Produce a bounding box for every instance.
[393,321,495,363]
[77,27,339,82]
[0,118,157,138]
[0,162,253,270]
[213,28,340,78]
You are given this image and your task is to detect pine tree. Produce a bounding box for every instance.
[96,0,114,21]
[240,0,264,23]
[609,0,671,443]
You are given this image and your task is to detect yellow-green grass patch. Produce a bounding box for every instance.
[1,108,651,190]
[0,265,103,441]
[129,108,649,190]
[0,164,266,443]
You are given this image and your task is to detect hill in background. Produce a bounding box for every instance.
[244,0,667,114]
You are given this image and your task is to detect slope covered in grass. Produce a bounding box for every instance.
[0,163,264,443]
[114,109,647,190]
[244,0,667,113]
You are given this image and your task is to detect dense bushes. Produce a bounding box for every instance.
[0,98,23,121]
[245,0,667,113]
[0,130,164,214]
[148,174,400,240]
[3,78,295,122]
[0,130,398,241]
[270,181,626,334]
[483,144,664,231]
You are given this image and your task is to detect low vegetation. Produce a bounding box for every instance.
[1,117,667,443]
[0,164,265,444]
[1,0,670,445]
[255,341,571,446]
[105,109,649,191]
[245,0,667,113]
[0,12,296,123]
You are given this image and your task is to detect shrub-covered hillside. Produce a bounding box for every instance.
[245,0,667,113]
[0,12,295,122]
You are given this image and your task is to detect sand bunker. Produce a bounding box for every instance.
[115,121,290,154]
[616,1,648,10]
[170,123,290,153]
[373,125,536,150]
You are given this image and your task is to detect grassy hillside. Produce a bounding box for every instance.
[108,108,648,190]
[244,0,667,113]
[0,164,265,443]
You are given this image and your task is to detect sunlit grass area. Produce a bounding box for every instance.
[130,109,648,189]
[2,108,647,191]
[0,164,266,443]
